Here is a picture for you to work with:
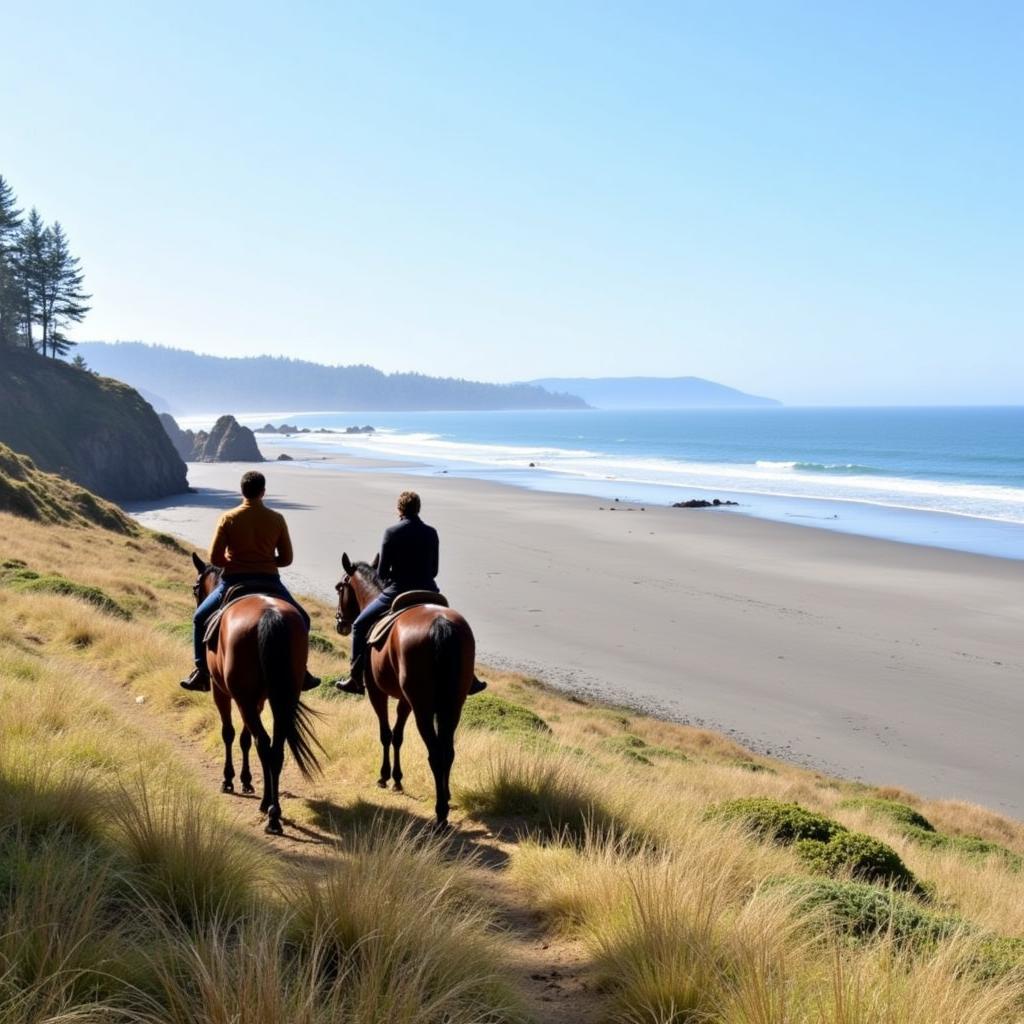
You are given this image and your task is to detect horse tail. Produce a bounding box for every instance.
[430,615,462,734]
[257,606,322,781]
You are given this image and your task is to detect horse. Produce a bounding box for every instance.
[335,552,475,827]
[190,552,322,834]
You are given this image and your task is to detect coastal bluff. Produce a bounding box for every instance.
[0,350,187,501]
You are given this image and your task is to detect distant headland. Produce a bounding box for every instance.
[528,376,781,409]
[75,343,590,415]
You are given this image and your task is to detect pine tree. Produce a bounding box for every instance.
[0,176,23,347]
[15,208,47,353]
[46,221,90,357]
[71,353,89,371]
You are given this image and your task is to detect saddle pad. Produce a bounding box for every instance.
[367,593,449,648]
[392,590,449,612]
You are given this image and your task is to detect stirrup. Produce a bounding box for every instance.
[334,675,365,695]
[469,676,487,695]
[302,670,321,692]
[180,667,211,692]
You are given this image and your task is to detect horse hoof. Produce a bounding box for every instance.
[377,779,388,789]
[393,782,404,793]
[433,818,452,834]
[221,781,234,794]
[242,784,256,795]
[265,819,283,836]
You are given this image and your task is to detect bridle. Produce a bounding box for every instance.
[335,575,354,636]
[193,565,221,603]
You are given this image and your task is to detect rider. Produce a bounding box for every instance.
[335,490,436,695]
[180,470,320,693]
[335,490,484,696]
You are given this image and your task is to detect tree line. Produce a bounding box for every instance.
[0,174,91,359]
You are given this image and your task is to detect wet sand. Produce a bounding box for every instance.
[127,455,1024,818]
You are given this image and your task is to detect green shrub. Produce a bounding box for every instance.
[795,831,920,891]
[773,877,961,945]
[903,826,1022,870]
[708,798,845,844]
[969,936,1024,982]
[307,632,336,654]
[0,567,130,620]
[601,735,652,765]
[459,694,550,736]
[838,797,934,832]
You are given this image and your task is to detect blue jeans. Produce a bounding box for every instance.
[193,574,310,666]
[349,591,395,678]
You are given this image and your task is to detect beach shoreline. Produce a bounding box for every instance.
[127,456,1024,819]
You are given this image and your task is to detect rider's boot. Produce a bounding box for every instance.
[180,664,211,692]
[334,656,366,695]
[469,675,487,695]
[302,669,321,691]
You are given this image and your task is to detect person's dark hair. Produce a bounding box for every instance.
[241,471,266,499]
[397,490,421,517]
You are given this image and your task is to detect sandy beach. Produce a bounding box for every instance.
[128,455,1024,819]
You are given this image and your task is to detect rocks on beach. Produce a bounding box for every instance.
[254,423,375,436]
[672,498,739,508]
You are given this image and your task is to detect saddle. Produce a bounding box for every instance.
[202,581,288,653]
[367,590,449,647]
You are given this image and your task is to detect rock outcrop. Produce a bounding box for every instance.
[194,415,262,462]
[158,414,264,462]
[0,350,188,501]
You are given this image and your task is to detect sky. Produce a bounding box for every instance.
[3,1,1022,405]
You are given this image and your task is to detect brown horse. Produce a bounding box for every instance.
[335,553,475,827]
[191,553,321,834]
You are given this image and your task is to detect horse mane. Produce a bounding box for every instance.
[352,561,384,592]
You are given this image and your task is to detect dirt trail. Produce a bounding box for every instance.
[76,659,604,1024]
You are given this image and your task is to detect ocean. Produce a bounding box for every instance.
[180,407,1024,560]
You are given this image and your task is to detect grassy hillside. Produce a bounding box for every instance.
[1,506,1023,1022]
[0,442,137,532]
[0,349,187,500]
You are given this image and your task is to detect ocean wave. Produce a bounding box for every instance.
[756,460,883,475]
[252,423,1024,525]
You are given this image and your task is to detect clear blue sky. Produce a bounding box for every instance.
[4,1,1021,404]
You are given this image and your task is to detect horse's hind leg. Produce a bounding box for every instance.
[214,686,235,794]
[266,716,289,835]
[412,707,447,827]
[368,685,392,789]
[247,716,278,829]
[239,727,255,794]
[391,699,412,793]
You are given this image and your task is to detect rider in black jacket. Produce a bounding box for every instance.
[335,491,486,696]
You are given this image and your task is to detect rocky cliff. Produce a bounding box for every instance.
[0,350,188,501]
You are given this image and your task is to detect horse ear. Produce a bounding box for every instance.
[371,552,380,570]
[341,552,352,574]
[191,551,205,573]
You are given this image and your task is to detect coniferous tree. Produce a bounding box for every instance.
[15,208,47,353]
[0,176,23,347]
[46,221,90,358]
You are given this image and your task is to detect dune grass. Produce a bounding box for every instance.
[1,507,1023,1022]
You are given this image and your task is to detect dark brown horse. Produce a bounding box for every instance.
[191,553,321,834]
[335,553,475,827]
